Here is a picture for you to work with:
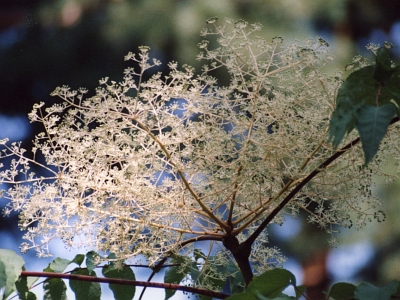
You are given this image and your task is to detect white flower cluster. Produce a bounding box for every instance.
[1,18,397,280]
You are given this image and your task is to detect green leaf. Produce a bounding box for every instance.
[329,66,378,148]
[0,248,25,299]
[15,275,37,300]
[213,260,239,294]
[225,262,245,295]
[69,268,101,300]
[107,253,116,260]
[383,76,400,102]
[198,294,213,300]
[383,75,400,119]
[256,291,269,300]
[393,281,400,297]
[27,292,37,300]
[199,265,226,299]
[354,280,398,300]
[373,45,394,83]
[193,249,206,261]
[102,263,136,300]
[355,103,396,164]
[85,251,100,273]
[226,292,258,300]
[164,256,187,300]
[294,285,306,300]
[330,46,400,151]
[247,269,296,298]
[0,261,7,296]
[44,258,71,273]
[71,254,85,267]
[256,291,293,299]
[327,282,356,300]
[171,253,227,300]
[164,254,201,300]
[227,269,296,300]
[43,278,67,300]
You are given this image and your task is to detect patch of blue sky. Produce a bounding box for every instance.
[357,22,400,58]
[0,113,30,141]
[270,215,302,240]
[327,241,375,282]
[0,26,25,49]
[390,22,400,57]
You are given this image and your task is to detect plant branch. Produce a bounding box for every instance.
[21,271,229,299]
[241,116,399,246]
[231,139,325,230]
[122,111,230,232]
[139,235,224,299]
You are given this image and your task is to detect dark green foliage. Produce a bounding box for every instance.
[15,274,37,300]
[85,251,100,273]
[164,250,237,300]
[4,248,400,300]
[355,104,396,164]
[43,278,67,300]
[190,250,235,300]
[327,281,400,300]
[373,45,395,83]
[329,44,400,164]
[329,65,377,149]
[41,253,89,300]
[354,281,398,300]
[327,282,357,300]
[164,254,196,300]
[224,261,245,295]
[225,271,400,300]
[69,268,101,300]
[102,254,136,300]
[226,269,300,300]
[0,248,25,299]
[71,254,85,266]
[43,257,72,273]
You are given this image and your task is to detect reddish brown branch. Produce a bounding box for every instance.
[138,235,224,299]
[244,116,400,248]
[21,271,229,299]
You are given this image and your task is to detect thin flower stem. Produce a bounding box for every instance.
[139,235,224,299]
[234,137,360,237]
[84,206,224,236]
[228,165,242,226]
[240,115,400,243]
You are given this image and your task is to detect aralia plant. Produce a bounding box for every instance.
[1,18,400,299]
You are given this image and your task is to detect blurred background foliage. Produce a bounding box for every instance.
[1,0,400,298]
